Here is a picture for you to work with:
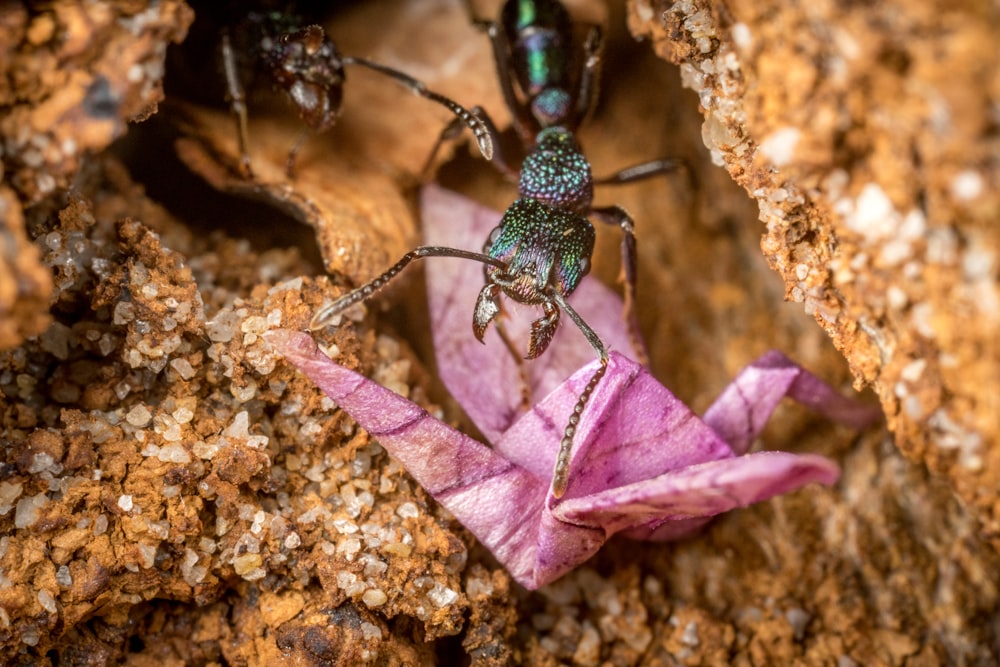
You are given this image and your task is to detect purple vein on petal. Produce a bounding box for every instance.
[703,350,882,456]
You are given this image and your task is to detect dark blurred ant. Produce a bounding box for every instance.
[312,0,688,498]
[221,11,493,178]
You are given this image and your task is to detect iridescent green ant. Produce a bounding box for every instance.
[311,0,686,498]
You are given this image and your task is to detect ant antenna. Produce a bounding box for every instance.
[310,246,506,331]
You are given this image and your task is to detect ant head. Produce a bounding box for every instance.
[486,198,595,303]
[268,25,345,132]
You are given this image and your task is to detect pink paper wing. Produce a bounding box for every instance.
[422,184,522,441]
[552,451,840,537]
[498,353,734,495]
[530,511,606,589]
[704,350,882,456]
[265,330,551,586]
[421,185,635,440]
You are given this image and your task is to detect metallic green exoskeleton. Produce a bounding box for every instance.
[478,127,596,361]
[312,0,686,498]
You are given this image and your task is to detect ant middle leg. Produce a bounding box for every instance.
[591,205,648,367]
[590,157,694,366]
[594,157,691,187]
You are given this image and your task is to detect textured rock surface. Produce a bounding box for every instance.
[0,1,193,205]
[0,0,997,663]
[631,0,1000,546]
[0,1,193,352]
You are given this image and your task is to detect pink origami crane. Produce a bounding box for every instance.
[265,186,879,589]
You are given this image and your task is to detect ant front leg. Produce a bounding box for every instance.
[591,205,647,367]
[341,56,496,166]
[221,30,253,179]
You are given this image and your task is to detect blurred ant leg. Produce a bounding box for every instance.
[591,205,648,367]
[285,128,311,178]
[594,157,693,189]
[421,106,517,182]
[573,24,605,127]
[493,316,532,410]
[221,31,253,179]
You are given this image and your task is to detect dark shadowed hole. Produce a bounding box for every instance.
[111,116,324,273]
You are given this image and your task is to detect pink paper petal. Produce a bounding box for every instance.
[422,184,635,440]
[703,350,882,455]
[497,353,733,493]
[553,451,840,537]
[265,329,584,588]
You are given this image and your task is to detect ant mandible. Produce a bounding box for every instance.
[221,11,493,178]
[311,0,687,498]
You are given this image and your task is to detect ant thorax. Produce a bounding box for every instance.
[519,127,594,214]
